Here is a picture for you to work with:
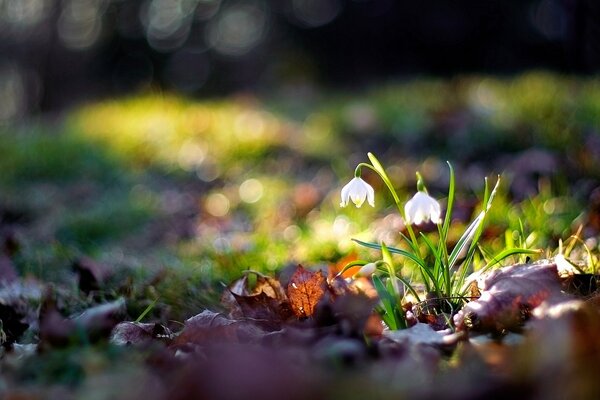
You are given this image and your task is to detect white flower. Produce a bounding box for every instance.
[355,262,377,277]
[340,177,375,208]
[404,191,442,225]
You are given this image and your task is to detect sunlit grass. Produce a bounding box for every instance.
[69,95,289,175]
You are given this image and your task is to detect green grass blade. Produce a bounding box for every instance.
[441,161,455,242]
[135,297,159,323]
[381,242,400,296]
[483,247,541,270]
[373,275,398,330]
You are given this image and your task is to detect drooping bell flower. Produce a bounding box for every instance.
[340,177,375,208]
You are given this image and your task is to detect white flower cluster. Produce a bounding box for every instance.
[340,177,441,225]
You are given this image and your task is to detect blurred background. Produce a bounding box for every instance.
[2,0,600,120]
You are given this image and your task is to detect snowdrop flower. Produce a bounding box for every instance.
[355,262,377,277]
[340,177,375,208]
[404,191,442,225]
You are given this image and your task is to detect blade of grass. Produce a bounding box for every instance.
[373,275,398,330]
[135,297,159,323]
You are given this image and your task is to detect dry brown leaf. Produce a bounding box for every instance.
[40,296,126,348]
[221,272,293,329]
[286,265,326,318]
[454,261,569,333]
[111,322,172,345]
[232,292,294,330]
[254,274,287,300]
[221,275,250,318]
[171,310,264,348]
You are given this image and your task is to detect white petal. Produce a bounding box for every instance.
[340,179,354,207]
[366,182,375,207]
[340,177,374,208]
[430,201,442,224]
[404,191,442,225]
[356,262,376,277]
[351,192,366,207]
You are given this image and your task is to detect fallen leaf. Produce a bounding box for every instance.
[321,291,380,336]
[254,274,287,301]
[222,272,293,329]
[40,295,126,348]
[171,310,264,349]
[72,298,127,339]
[111,321,173,345]
[286,265,326,318]
[455,261,570,333]
[221,275,250,318]
[232,292,294,330]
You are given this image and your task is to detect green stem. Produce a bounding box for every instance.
[355,162,422,258]
[437,224,451,297]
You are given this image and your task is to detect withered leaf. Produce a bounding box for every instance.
[111,321,173,346]
[221,275,250,318]
[454,261,570,333]
[286,265,326,318]
[254,274,287,300]
[232,292,293,330]
[171,310,264,348]
[40,297,126,348]
[221,272,292,328]
[326,291,380,336]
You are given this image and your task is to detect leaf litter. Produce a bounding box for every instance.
[1,261,600,399]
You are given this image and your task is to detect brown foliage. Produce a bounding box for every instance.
[454,261,569,333]
[286,265,326,318]
[171,310,265,349]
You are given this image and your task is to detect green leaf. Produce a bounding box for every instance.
[483,247,541,270]
[135,297,159,323]
[373,275,397,330]
[447,211,484,270]
[353,239,439,294]
[441,161,455,242]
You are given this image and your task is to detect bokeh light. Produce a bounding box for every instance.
[206,2,267,56]
[58,0,105,50]
[239,179,264,204]
[205,192,230,217]
[289,0,341,28]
